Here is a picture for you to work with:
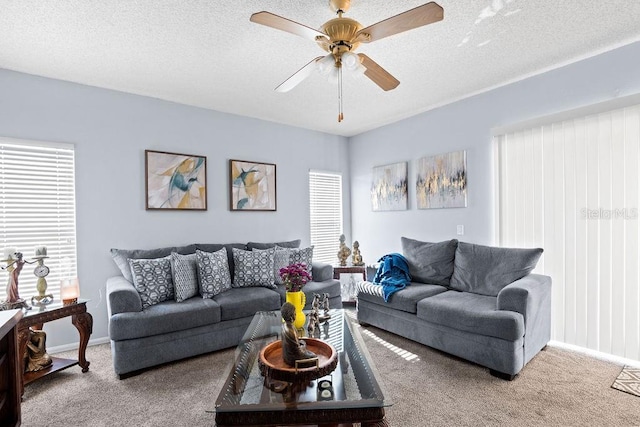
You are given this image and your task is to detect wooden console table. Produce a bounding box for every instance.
[17,300,93,396]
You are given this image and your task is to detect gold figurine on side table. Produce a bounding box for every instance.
[25,328,53,372]
[351,240,365,266]
[337,234,351,267]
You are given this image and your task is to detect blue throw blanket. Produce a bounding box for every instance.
[372,253,411,302]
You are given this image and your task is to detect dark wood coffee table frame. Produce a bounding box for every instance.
[214,310,389,427]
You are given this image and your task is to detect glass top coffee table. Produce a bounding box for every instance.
[214,309,390,426]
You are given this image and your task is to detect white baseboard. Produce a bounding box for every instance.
[549,340,640,368]
[48,336,110,354]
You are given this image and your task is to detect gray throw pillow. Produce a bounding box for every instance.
[170,252,199,302]
[196,249,232,298]
[401,237,458,286]
[232,247,276,289]
[111,244,196,282]
[246,240,301,250]
[254,246,291,285]
[128,256,174,309]
[449,242,543,296]
[289,246,314,279]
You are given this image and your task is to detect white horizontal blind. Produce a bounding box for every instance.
[496,104,640,362]
[0,138,78,302]
[309,171,343,265]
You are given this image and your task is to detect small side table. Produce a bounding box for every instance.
[333,266,367,304]
[17,299,93,396]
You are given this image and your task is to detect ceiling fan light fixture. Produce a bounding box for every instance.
[341,51,359,70]
[317,54,336,75]
[350,61,366,79]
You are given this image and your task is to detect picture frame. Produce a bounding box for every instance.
[370,161,408,211]
[229,159,277,211]
[416,150,467,209]
[145,150,207,210]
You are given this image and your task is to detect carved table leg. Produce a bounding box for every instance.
[17,327,30,396]
[72,311,93,372]
[362,420,389,427]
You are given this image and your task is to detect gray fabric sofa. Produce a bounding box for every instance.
[357,238,551,380]
[106,240,341,378]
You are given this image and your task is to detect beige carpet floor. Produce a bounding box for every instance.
[22,318,640,426]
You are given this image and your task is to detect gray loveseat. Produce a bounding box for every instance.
[106,240,341,378]
[357,237,551,380]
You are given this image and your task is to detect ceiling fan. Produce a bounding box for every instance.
[250,0,444,122]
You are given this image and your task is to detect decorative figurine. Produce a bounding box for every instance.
[320,292,332,321]
[307,309,319,337]
[25,328,53,372]
[337,234,351,267]
[281,302,317,368]
[1,249,30,311]
[311,293,321,313]
[32,246,54,306]
[351,241,365,266]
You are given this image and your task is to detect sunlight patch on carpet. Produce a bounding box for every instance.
[611,366,640,397]
[359,328,420,362]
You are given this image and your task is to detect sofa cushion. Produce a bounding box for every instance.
[246,239,301,250]
[109,297,221,341]
[357,281,448,314]
[111,244,196,282]
[196,243,246,281]
[401,237,458,286]
[254,246,291,285]
[232,247,276,289]
[170,252,199,302]
[416,291,525,341]
[196,248,232,298]
[128,256,175,309]
[450,242,543,296]
[213,287,281,321]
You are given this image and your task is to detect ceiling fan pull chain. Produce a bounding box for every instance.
[338,63,344,122]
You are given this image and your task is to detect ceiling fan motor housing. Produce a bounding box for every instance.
[319,17,363,54]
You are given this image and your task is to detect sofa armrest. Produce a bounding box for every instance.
[497,274,551,321]
[107,276,142,316]
[312,262,333,282]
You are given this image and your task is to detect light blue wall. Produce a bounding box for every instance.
[349,41,640,263]
[0,69,351,346]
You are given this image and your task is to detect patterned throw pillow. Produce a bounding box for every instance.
[254,246,291,285]
[128,256,174,309]
[170,252,199,302]
[196,248,232,298]
[232,247,276,289]
[290,246,314,279]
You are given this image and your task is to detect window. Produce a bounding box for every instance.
[0,137,78,302]
[309,171,343,265]
[495,100,640,362]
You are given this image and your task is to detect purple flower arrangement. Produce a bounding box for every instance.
[279,263,311,292]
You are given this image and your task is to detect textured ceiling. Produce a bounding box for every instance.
[1,1,639,137]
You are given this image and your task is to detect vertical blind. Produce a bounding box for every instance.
[0,138,78,302]
[309,171,343,265]
[495,103,640,362]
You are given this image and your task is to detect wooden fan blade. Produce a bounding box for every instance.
[358,54,400,91]
[275,56,324,93]
[356,2,443,43]
[250,11,329,43]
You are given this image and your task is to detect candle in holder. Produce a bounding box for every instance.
[35,246,47,257]
[61,278,80,305]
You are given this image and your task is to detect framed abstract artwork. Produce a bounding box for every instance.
[145,150,207,210]
[370,161,408,211]
[416,150,467,209]
[229,159,277,211]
